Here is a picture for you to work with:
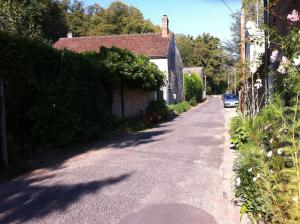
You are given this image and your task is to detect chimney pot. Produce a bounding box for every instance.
[161,15,169,38]
[67,32,73,38]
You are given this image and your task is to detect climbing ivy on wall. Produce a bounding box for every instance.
[0,32,164,163]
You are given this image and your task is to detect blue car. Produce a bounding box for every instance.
[223,94,239,108]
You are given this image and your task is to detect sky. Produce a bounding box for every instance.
[83,0,242,41]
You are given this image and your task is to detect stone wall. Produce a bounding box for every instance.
[167,35,184,104]
[112,86,155,118]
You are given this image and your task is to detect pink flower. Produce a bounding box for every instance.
[287,10,299,23]
[270,50,279,63]
[282,56,289,64]
[277,148,284,155]
[267,150,273,157]
[293,55,300,66]
[277,56,289,74]
[277,65,286,74]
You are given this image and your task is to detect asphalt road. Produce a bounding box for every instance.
[0,97,239,224]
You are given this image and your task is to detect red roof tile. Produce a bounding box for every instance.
[53,33,173,58]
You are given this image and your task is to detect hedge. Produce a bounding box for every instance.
[184,73,202,103]
[0,32,164,162]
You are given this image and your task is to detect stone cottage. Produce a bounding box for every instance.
[54,15,183,117]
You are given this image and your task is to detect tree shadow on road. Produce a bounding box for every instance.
[0,172,132,224]
[106,130,171,149]
[1,128,171,183]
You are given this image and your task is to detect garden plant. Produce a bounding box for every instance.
[232,9,300,224]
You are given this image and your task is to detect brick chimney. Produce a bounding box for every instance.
[161,15,169,38]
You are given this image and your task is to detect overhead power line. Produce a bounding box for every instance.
[221,0,235,14]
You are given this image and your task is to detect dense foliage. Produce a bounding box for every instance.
[146,100,176,122]
[176,33,230,94]
[0,0,68,42]
[145,100,193,123]
[232,5,300,223]
[0,0,160,42]
[168,101,192,115]
[232,97,300,223]
[223,11,241,64]
[97,47,164,90]
[0,32,164,165]
[184,73,202,104]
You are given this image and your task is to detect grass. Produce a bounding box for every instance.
[168,101,192,114]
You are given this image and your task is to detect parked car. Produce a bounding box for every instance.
[223,94,239,108]
[222,93,231,100]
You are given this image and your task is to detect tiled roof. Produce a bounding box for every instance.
[53,33,173,58]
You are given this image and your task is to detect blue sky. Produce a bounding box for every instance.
[83,0,242,41]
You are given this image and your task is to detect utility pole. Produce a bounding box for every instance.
[234,69,237,95]
[204,74,207,98]
[256,0,259,27]
[240,8,246,114]
[263,0,269,105]
[227,73,230,92]
[240,8,246,78]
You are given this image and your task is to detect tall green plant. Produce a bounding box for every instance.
[234,97,300,223]
[184,73,202,103]
[233,6,300,223]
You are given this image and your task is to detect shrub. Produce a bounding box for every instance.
[119,118,147,132]
[232,8,300,224]
[168,101,191,114]
[230,117,249,149]
[232,98,300,223]
[189,97,198,106]
[184,73,202,102]
[146,99,175,122]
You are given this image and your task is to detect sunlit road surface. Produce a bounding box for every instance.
[0,96,239,224]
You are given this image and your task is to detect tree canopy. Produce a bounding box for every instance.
[0,0,160,43]
[176,33,229,94]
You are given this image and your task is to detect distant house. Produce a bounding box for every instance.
[183,67,206,99]
[54,15,183,117]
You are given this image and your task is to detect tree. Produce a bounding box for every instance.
[184,73,202,102]
[84,1,159,36]
[175,34,195,67]
[176,33,231,94]
[42,0,68,43]
[0,0,160,41]
[0,0,68,42]
[0,0,47,39]
[65,0,87,37]
[223,11,241,64]
[86,4,102,16]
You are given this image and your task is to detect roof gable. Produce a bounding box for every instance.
[53,33,173,58]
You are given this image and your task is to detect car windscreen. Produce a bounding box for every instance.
[224,95,238,100]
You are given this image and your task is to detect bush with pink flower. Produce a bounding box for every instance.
[233,7,300,224]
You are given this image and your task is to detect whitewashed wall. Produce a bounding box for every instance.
[150,58,169,102]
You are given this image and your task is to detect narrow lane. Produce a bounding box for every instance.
[0,97,239,224]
